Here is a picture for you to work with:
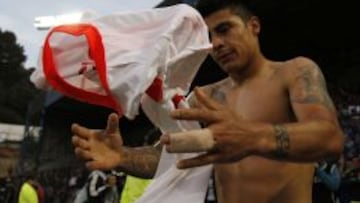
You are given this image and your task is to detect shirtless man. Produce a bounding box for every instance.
[71,1,344,202]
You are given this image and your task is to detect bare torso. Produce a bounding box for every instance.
[204,60,315,203]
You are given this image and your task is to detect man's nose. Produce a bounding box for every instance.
[211,35,224,50]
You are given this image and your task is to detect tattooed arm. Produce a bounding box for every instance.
[117,143,162,179]
[264,57,344,161]
[119,81,229,175]
[72,113,161,179]
[164,59,344,168]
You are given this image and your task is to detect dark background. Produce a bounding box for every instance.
[157,0,360,94]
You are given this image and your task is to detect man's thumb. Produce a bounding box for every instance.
[106,113,120,134]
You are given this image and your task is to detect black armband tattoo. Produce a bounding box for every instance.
[273,125,290,158]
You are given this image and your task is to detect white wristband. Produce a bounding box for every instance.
[166,128,215,153]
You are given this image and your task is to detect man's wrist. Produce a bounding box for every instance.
[254,124,291,159]
[272,124,290,158]
[116,147,129,169]
[251,124,275,156]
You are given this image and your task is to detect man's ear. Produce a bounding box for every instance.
[248,16,261,35]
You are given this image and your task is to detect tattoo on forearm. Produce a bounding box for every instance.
[273,125,290,158]
[292,64,336,111]
[120,146,160,179]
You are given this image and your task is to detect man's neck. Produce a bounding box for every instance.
[229,54,268,85]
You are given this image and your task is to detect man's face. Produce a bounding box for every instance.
[205,9,259,74]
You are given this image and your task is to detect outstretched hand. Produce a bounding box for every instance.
[72,113,125,170]
[161,87,264,169]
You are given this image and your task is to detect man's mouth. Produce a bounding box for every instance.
[218,51,236,64]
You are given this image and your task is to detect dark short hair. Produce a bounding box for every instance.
[195,0,254,21]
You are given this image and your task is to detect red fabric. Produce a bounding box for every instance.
[145,77,185,108]
[43,24,186,118]
[35,184,45,203]
[172,94,185,108]
[145,77,163,102]
[29,182,45,203]
[42,24,123,115]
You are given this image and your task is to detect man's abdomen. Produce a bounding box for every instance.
[214,156,314,203]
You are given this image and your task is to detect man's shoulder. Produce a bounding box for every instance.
[276,56,325,89]
[277,56,321,79]
[282,56,319,72]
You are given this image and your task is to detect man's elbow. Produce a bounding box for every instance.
[327,126,344,159]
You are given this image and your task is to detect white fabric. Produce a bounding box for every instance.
[30,4,211,119]
[30,4,213,203]
[139,93,213,203]
[88,170,108,197]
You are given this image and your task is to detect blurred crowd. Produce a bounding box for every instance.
[0,85,359,203]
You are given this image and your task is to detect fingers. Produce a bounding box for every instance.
[72,136,90,149]
[171,108,219,123]
[170,87,225,122]
[86,161,103,171]
[105,113,120,135]
[194,87,223,110]
[164,129,216,153]
[160,134,170,145]
[74,148,92,160]
[71,123,92,139]
[176,152,220,169]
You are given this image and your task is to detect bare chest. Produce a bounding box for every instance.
[210,78,313,202]
[222,81,292,123]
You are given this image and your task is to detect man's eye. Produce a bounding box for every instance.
[216,24,230,34]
